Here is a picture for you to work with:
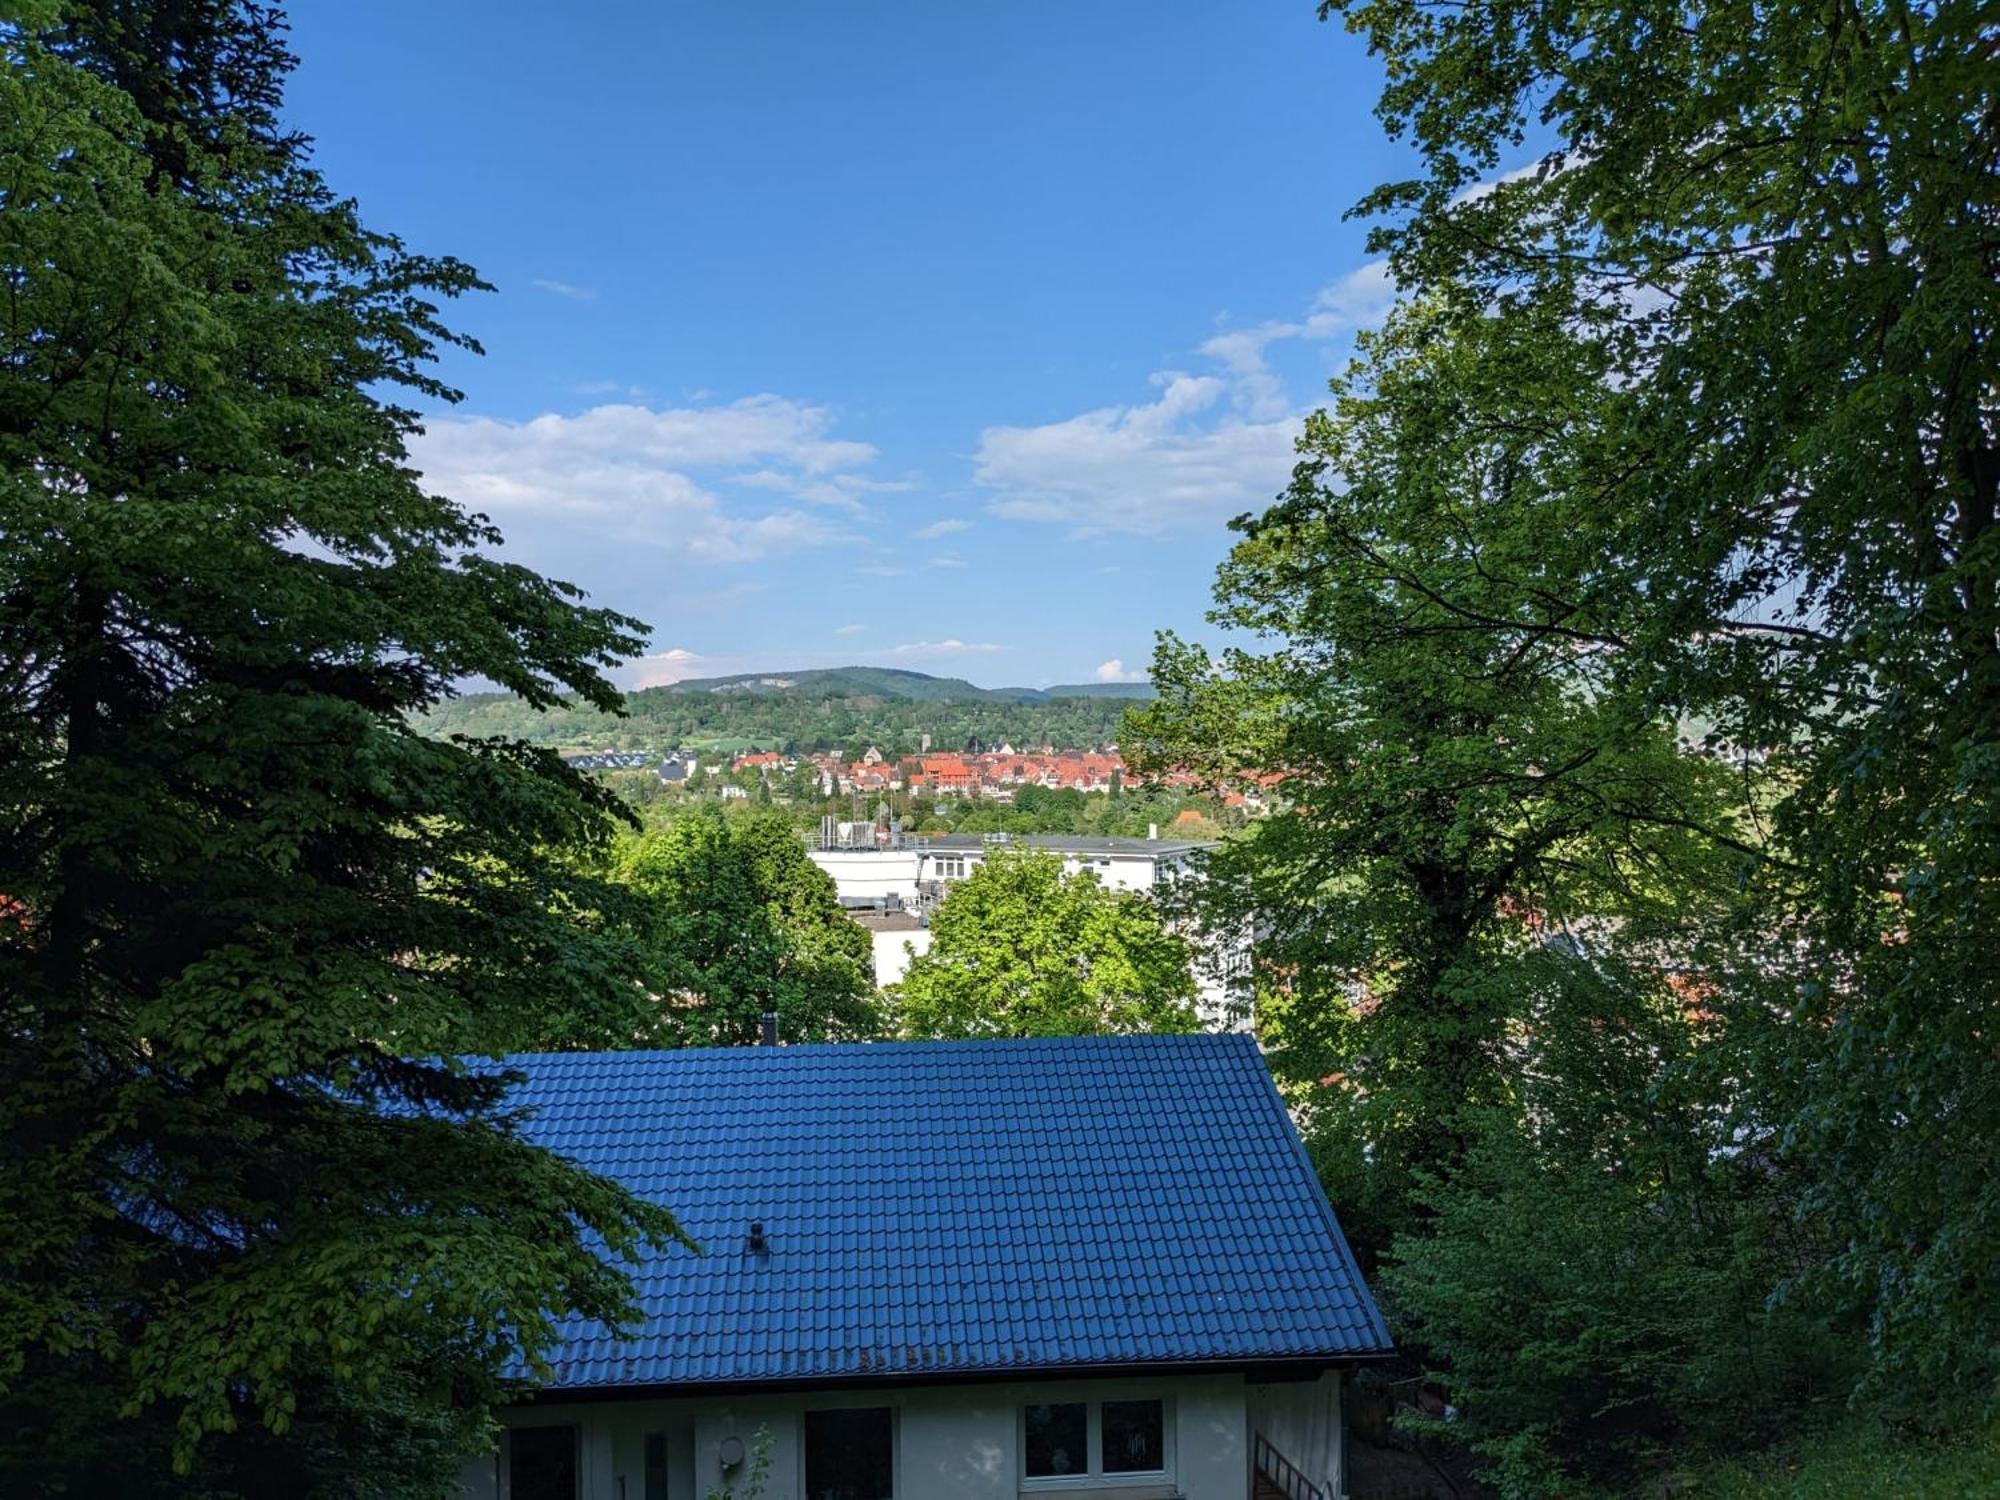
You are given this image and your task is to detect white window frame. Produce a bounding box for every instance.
[1018,1397,1174,1492]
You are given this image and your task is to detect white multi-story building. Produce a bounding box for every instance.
[809,832,1251,1027]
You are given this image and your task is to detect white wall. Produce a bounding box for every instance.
[462,1371,1270,1500]
[806,849,920,905]
[869,926,932,989]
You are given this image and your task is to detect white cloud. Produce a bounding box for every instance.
[834,623,867,635]
[889,639,1003,657]
[659,581,765,614]
[1198,261,1396,419]
[927,554,968,569]
[532,278,596,301]
[1094,658,1147,683]
[613,648,714,689]
[1450,158,1550,207]
[736,468,915,515]
[977,373,1295,537]
[1313,260,1399,326]
[915,518,973,540]
[409,396,880,567]
[974,263,1400,537]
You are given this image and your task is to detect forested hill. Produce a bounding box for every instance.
[422,667,1154,752]
[657,665,1154,702]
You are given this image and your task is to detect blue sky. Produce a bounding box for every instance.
[284,1,1421,688]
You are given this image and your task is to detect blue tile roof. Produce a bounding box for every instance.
[502,1032,1390,1390]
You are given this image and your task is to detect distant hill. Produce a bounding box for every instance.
[423,667,1151,753]
[662,666,1155,703]
[1038,681,1157,700]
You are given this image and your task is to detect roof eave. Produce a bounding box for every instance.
[521,1350,1396,1405]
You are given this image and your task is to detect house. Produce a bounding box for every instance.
[460,1034,1389,1500]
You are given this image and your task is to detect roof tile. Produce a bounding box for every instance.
[499,1033,1390,1389]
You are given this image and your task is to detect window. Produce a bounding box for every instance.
[1102,1401,1165,1473]
[805,1407,894,1500]
[509,1425,577,1500]
[1021,1399,1170,1485]
[1024,1402,1089,1477]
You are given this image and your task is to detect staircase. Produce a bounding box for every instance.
[1253,1433,1325,1500]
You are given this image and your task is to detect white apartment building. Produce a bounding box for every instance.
[809,832,1251,1026]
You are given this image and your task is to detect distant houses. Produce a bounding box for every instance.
[714,747,1136,800]
[561,742,1276,818]
[557,750,652,772]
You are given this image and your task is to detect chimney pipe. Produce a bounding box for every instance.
[1148,822,1159,841]
[760,1010,778,1047]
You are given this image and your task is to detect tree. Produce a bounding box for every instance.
[1125,287,1827,1484]
[1316,0,1998,1396]
[1134,0,1992,1481]
[0,5,679,1491]
[612,809,879,1045]
[1381,950,1841,1497]
[892,849,1199,1039]
[729,808,879,1038]
[1129,290,1749,1248]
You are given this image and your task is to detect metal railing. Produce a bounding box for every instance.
[1254,1433,1325,1500]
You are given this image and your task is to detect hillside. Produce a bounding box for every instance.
[662,666,1154,703]
[423,667,1151,752]
[1035,681,1158,700]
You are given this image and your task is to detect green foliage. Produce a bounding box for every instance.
[611,808,880,1044]
[1382,955,1845,1498]
[908,785,1233,841]
[1128,301,1748,1243]
[0,4,680,1490]
[1138,0,1995,1487]
[1665,1414,2000,1500]
[425,677,1137,756]
[1314,0,1999,1398]
[891,848,1199,1039]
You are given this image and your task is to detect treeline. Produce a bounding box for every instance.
[600,810,1203,1048]
[1133,2,1997,1494]
[426,685,1134,755]
[607,772,1237,842]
